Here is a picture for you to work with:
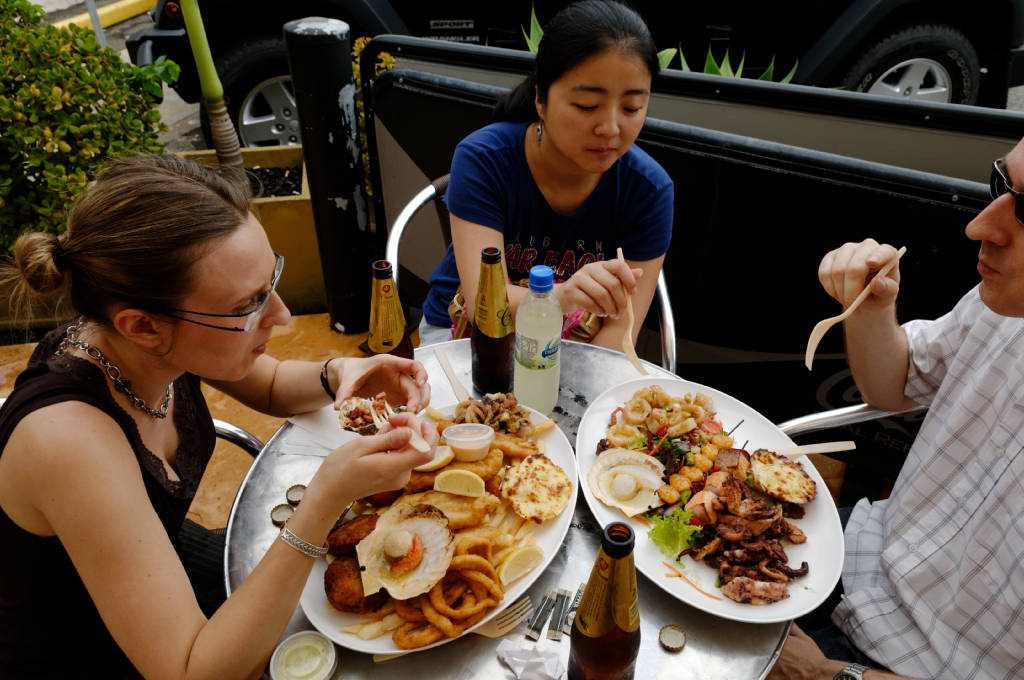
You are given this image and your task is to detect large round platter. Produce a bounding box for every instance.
[299,403,578,653]
[576,376,843,624]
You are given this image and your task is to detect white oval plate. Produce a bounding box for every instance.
[576,376,843,624]
[299,404,578,652]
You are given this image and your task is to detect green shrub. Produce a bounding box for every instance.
[0,0,178,254]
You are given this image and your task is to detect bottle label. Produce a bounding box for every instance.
[515,334,560,370]
[574,550,639,638]
[475,261,514,338]
[368,279,407,353]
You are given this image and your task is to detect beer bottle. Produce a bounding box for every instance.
[568,522,641,680]
[470,246,514,394]
[367,260,414,359]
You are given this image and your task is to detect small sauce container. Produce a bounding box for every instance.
[270,630,337,680]
[442,423,495,462]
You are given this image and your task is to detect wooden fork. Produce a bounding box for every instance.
[616,248,647,375]
[804,246,906,371]
[472,595,534,638]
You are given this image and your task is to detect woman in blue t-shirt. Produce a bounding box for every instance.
[421,0,674,349]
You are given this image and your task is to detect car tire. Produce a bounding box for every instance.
[200,37,299,148]
[839,24,980,105]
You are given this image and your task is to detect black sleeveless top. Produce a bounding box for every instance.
[0,323,216,678]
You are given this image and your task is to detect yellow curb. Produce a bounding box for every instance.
[52,0,155,30]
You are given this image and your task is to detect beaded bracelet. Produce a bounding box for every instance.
[279,524,328,558]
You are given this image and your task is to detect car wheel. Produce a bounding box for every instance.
[840,25,980,105]
[200,37,300,148]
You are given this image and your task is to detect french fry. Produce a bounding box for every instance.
[355,601,395,619]
[536,440,545,454]
[341,612,405,640]
[425,406,446,422]
[531,418,555,436]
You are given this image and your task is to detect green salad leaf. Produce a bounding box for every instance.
[647,504,702,560]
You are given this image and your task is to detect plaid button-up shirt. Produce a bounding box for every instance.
[834,286,1024,680]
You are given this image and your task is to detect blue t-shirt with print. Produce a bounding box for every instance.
[422,120,674,327]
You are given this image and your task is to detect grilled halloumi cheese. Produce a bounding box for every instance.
[749,449,816,504]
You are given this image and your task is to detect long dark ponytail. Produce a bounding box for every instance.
[494,1,659,122]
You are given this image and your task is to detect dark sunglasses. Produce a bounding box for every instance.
[990,158,1024,226]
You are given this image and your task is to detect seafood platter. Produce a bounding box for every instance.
[299,393,577,653]
[577,377,843,624]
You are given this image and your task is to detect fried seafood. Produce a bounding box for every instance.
[719,576,789,605]
[404,447,503,492]
[325,557,388,614]
[327,513,378,556]
[448,393,534,437]
[491,432,539,459]
[392,490,501,530]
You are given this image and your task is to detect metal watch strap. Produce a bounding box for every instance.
[833,663,870,680]
[319,358,335,399]
[279,525,328,558]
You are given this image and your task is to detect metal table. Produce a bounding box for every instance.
[225,339,788,679]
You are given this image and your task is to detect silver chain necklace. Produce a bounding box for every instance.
[56,319,173,419]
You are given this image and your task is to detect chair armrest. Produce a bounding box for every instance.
[777,403,927,437]
[212,419,264,458]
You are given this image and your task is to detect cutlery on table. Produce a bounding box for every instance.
[616,248,647,375]
[472,595,534,638]
[804,246,906,371]
[433,346,471,402]
[776,441,856,458]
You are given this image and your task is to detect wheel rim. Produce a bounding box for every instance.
[864,58,952,103]
[237,75,301,147]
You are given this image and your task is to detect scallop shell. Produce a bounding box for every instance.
[355,503,454,599]
[587,448,666,518]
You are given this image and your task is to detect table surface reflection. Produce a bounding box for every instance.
[225,339,787,679]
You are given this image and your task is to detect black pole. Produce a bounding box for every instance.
[283,17,371,334]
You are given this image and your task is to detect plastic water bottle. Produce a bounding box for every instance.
[514,265,561,415]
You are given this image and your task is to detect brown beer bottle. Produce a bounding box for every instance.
[470,246,514,394]
[367,260,414,359]
[568,523,641,680]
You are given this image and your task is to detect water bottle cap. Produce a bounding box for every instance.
[528,265,554,292]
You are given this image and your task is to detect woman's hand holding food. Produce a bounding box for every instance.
[330,355,431,413]
[557,259,643,318]
[315,411,437,513]
[818,239,902,313]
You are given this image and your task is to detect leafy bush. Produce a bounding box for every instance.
[0,0,178,254]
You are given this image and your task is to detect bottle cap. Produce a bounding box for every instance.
[372,260,393,279]
[601,522,634,558]
[480,246,502,264]
[528,265,554,292]
[658,624,686,652]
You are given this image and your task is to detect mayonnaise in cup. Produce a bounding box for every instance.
[270,630,337,680]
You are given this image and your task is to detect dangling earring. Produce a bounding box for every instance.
[536,119,544,147]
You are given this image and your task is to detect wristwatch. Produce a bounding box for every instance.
[833,663,870,680]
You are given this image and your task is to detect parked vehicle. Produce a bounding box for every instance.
[127,0,1024,147]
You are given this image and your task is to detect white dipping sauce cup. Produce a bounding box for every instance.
[442,423,495,462]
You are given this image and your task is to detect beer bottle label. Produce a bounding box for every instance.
[475,261,514,338]
[574,550,640,638]
[368,278,407,353]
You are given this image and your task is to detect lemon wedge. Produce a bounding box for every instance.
[434,469,485,497]
[414,445,454,472]
[498,545,545,585]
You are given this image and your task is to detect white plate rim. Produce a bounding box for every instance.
[576,376,844,624]
[298,403,578,652]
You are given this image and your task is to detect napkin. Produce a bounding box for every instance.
[281,406,357,456]
[496,639,565,680]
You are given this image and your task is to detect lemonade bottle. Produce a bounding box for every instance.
[514,265,561,415]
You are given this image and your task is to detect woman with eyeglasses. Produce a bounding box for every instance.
[0,154,435,679]
[419,0,673,348]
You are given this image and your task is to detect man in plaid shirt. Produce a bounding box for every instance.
[769,141,1024,680]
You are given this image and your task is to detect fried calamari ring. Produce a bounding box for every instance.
[450,554,499,582]
[454,535,493,564]
[393,597,426,623]
[461,569,504,601]
[392,621,444,649]
[428,579,495,619]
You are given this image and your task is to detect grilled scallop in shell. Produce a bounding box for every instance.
[355,503,455,599]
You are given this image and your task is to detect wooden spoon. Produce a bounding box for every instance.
[617,248,648,375]
[805,246,906,371]
[776,440,856,458]
[433,345,471,402]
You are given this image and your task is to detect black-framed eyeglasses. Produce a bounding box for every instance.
[161,253,284,332]
[990,158,1024,226]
